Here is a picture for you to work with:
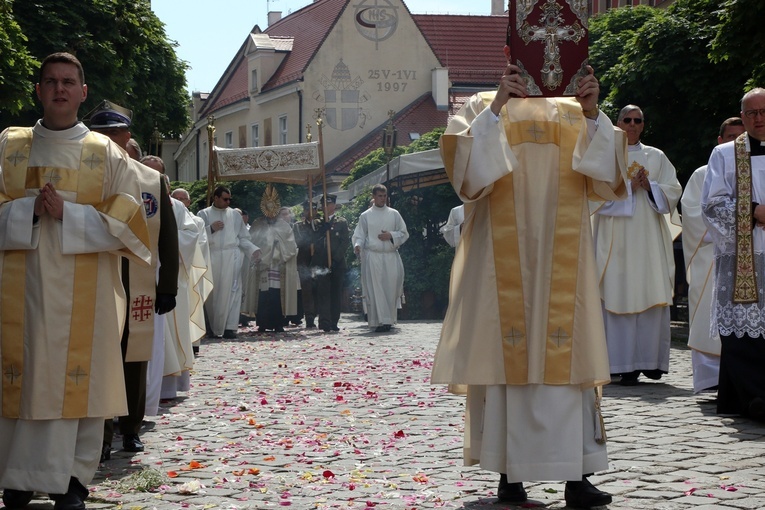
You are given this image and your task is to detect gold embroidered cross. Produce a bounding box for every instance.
[526,123,545,142]
[3,364,21,385]
[504,327,526,346]
[42,170,62,186]
[68,366,88,385]
[561,111,578,126]
[549,327,570,348]
[7,151,27,166]
[83,153,102,170]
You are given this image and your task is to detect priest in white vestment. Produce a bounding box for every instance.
[702,88,765,421]
[0,53,151,509]
[682,118,745,393]
[352,184,408,333]
[431,54,626,507]
[440,204,464,248]
[198,185,260,339]
[592,105,682,386]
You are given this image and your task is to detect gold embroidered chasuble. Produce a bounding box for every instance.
[431,93,626,389]
[0,124,150,419]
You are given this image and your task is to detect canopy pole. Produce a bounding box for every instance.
[205,115,216,206]
[316,109,331,268]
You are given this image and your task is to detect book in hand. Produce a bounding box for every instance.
[507,0,589,97]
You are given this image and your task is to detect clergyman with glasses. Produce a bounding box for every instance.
[701,87,765,421]
[197,185,261,339]
[592,105,682,386]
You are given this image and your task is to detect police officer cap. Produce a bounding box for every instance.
[85,100,133,129]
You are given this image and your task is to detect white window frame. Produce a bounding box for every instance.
[224,131,233,149]
[278,115,288,145]
[251,123,260,147]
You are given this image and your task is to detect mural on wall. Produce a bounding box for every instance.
[354,0,399,50]
[313,59,372,131]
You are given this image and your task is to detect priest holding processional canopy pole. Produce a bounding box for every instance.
[431,1,628,507]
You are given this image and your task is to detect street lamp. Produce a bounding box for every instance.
[381,110,397,204]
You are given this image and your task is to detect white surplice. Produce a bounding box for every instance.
[198,206,258,335]
[681,165,720,392]
[352,205,408,327]
[593,142,682,374]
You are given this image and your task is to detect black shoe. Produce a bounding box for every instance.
[100,442,111,462]
[192,346,199,356]
[122,434,144,452]
[374,325,387,332]
[749,397,765,421]
[641,369,663,380]
[619,371,640,386]
[223,329,238,339]
[2,489,33,509]
[306,322,316,328]
[497,473,527,503]
[50,477,88,510]
[565,477,612,509]
[331,326,340,331]
[275,326,285,333]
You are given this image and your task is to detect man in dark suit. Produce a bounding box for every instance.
[313,195,349,332]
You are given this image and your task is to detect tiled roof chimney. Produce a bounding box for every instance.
[491,0,505,15]
[268,11,282,26]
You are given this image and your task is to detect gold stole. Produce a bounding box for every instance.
[125,162,161,362]
[484,97,585,384]
[733,133,758,303]
[1,127,107,418]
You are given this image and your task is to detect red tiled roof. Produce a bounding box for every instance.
[201,57,250,115]
[262,0,349,91]
[413,14,508,86]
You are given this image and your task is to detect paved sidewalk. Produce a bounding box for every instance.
[16,315,765,509]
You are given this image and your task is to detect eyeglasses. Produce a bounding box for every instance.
[744,109,765,119]
[622,117,643,125]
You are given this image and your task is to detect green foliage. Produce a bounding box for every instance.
[1,0,189,147]
[589,0,752,185]
[0,1,37,116]
[710,0,765,88]
[173,180,306,219]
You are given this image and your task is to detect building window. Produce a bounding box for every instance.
[250,69,258,93]
[251,123,260,147]
[224,131,233,148]
[278,115,288,145]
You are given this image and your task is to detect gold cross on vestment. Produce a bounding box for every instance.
[6,151,27,166]
[83,153,102,170]
[504,327,526,347]
[68,366,88,385]
[3,364,21,385]
[561,111,578,126]
[549,327,570,348]
[526,123,545,142]
[520,0,586,91]
[43,170,62,185]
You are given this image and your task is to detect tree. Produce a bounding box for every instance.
[1,0,189,148]
[590,0,751,184]
[711,0,765,89]
[0,0,37,116]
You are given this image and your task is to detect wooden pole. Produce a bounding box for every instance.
[316,110,331,269]
[206,115,216,206]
